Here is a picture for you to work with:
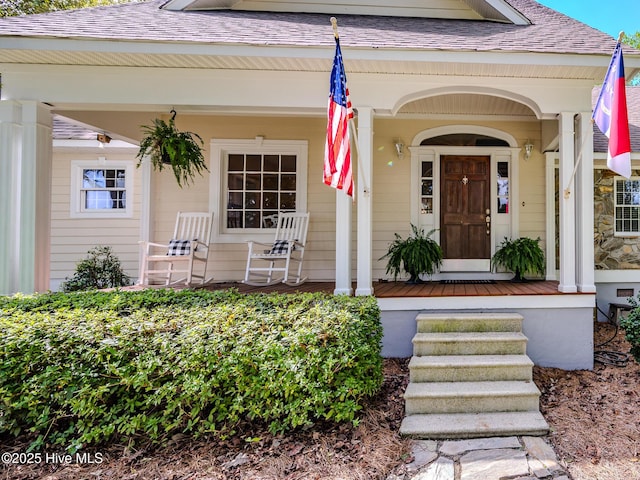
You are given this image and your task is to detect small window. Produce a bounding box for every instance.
[614,177,640,235]
[497,161,509,214]
[420,160,433,214]
[71,161,133,218]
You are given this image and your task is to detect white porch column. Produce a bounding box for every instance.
[333,189,353,295]
[138,155,154,284]
[0,101,23,295]
[576,112,596,293]
[544,152,557,280]
[355,107,373,296]
[558,112,577,293]
[0,100,52,295]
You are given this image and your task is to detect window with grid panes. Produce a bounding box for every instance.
[226,153,297,229]
[71,161,133,218]
[615,177,640,235]
[81,168,126,210]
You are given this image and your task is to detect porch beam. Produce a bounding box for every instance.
[356,107,374,296]
[576,112,596,293]
[557,112,577,293]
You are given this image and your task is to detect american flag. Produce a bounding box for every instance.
[324,36,354,196]
[593,40,631,178]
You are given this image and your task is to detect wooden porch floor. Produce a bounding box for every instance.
[202,280,574,297]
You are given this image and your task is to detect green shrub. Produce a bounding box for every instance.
[0,289,382,452]
[61,246,131,292]
[621,296,640,362]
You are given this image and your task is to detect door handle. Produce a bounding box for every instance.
[485,210,491,235]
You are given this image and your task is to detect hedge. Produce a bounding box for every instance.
[621,296,640,362]
[0,289,383,452]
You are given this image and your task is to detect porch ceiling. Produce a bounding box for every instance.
[0,49,610,81]
[398,94,537,118]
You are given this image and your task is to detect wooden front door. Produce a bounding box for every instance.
[440,155,491,262]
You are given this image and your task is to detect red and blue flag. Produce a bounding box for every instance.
[593,41,631,178]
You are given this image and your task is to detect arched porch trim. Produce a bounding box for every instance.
[393,86,543,120]
[412,125,519,149]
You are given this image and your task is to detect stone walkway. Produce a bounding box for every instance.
[388,436,570,480]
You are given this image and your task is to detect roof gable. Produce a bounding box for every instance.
[162,0,530,24]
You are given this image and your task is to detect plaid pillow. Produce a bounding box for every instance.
[269,239,294,254]
[167,239,192,256]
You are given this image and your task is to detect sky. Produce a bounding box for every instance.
[536,0,640,39]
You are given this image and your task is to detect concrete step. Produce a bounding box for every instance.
[416,313,524,334]
[399,411,549,439]
[409,354,533,383]
[412,331,528,356]
[404,381,541,415]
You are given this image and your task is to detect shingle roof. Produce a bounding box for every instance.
[0,0,626,56]
[593,86,640,154]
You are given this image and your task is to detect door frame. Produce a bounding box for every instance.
[410,144,521,275]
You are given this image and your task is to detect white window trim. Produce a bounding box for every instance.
[614,175,640,237]
[209,138,308,243]
[70,158,134,218]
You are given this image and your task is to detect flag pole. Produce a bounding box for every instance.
[564,31,624,198]
[563,124,593,199]
[330,17,370,196]
[331,15,339,39]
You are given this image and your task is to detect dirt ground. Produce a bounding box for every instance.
[2,322,639,480]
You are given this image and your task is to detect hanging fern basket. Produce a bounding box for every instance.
[136,110,208,188]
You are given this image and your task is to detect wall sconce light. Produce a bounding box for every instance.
[394,140,405,160]
[97,133,112,144]
[524,140,534,160]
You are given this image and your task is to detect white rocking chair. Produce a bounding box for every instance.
[244,212,310,286]
[138,211,213,286]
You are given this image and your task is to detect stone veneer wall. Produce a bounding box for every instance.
[594,168,640,270]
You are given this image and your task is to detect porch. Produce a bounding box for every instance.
[202,279,566,297]
[201,280,595,370]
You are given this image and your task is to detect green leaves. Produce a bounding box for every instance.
[491,237,545,281]
[61,246,131,292]
[621,297,640,363]
[136,115,208,188]
[380,224,443,282]
[0,0,129,17]
[0,289,383,451]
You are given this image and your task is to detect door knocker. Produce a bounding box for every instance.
[461,175,469,185]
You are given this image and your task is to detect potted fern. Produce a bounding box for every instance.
[380,224,443,284]
[491,236,545,282]
[136,110,208,187]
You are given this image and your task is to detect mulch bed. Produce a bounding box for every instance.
[533,321,640,480]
